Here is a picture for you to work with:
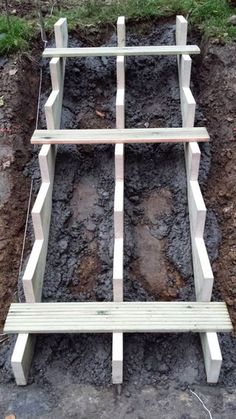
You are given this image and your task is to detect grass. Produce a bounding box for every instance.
[0,0,236,55]
[0,16,32,55]
[45,0,236,39]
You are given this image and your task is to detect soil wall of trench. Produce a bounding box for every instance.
[0,18,236,417]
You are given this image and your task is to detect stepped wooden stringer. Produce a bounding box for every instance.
[4,16,232,386]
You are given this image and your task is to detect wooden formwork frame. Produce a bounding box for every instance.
[176,15,222,382]
[11,18,68,385]
[6,16,232,386]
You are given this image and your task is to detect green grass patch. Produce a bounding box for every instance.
[45,0,236,40]
[0,16,33,55]
[0,0,236,55]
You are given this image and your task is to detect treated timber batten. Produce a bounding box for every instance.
[43,45,200,58]
[4,302,232,334]
[31,127,210,145]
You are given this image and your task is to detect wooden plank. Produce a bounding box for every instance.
[176,15,188,70]
[176,15,187,46]
[31,127,210,145]
[116,89,125,130]
[113,238,123,302]
[200,332,222,383]
[114,181,124,238]
[50,57,62,91]
[32,182,51,240]
[54,18,68,49]
[192,237,214,301]
[112,332,123,384]
[117,16,125,47]
[181,87,196,127]
[11,334,36,386]
[115,144,124,180]
[22,239,47,302]
[185,142,201,181]
[45,90,61,130]
[4,302,232,334]
[188,180,206,238]
[117,56,125,89]
[180,54,192,89]
[43,45,200,58]
[39,144,57,184]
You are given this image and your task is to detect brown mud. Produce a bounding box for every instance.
[0,18,236,419]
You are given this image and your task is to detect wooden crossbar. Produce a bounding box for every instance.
[31,127,209,145]
[4,302,232,334]
[43,45,200,58]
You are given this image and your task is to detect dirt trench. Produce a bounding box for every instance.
[0,18,236,419]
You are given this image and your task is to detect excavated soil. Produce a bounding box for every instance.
[0,18,236,418]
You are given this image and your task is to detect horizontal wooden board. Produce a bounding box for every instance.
[4,302,232,334]
[43,45,200,58]
[31,127,209,145]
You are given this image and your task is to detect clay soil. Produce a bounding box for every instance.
[0,18,236,419]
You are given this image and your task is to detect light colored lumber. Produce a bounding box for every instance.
[116,89,125,130]
[22,239,47,302]
[181,86,196,127]
[114,181,124,238]
[4,302,232,334]
[188,180,206,238]
[180,54,192,89]
[176,15,187,46]
[112,332,123,384]
[200,332,223,383]
[192,237,214,301]
[54,17,68,49]
[45,90,61,130]
[113,238,123,302]
[31,127,210,145]
[43,45,201,58]
[115,144,124,180]
[117,56,125,89]
[31,182,51,240]
[39,144,57,184]
[50,57,62,91]
[185,142,201,181]
[11,334,36,386]
[117,16,125,47]
[176,15,188,70]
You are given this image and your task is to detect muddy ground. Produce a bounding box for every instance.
[0,19,236,418]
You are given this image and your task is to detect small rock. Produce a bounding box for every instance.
[228,15,236,25]
[227,116,234,122]
[9,68,17,76]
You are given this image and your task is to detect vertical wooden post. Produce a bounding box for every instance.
[176,15,222,383]
[112,16,125,385]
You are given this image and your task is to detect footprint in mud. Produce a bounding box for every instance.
[131,188,184,299]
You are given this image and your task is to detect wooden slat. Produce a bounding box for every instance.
[4,302,232,334]
[31,127,209,145]
[43,45,200,58]
[11,334,36,386]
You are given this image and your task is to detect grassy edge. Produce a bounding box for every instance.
[0,0,236,55]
